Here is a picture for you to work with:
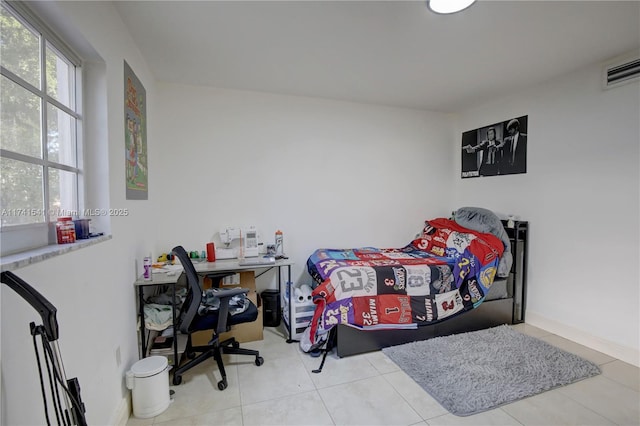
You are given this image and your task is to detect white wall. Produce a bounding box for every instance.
[1,2,158,425]
[151,84,454,289]
[452,62,640,365]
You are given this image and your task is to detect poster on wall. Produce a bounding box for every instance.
[461,115,527,178]
[124,60,148,200]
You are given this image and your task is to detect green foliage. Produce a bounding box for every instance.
[0,4,68,225]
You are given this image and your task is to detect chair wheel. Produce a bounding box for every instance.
[232,341,240,349]
[255,356,264,366]
[173,375,182,385]
[218,379,228,390]
[186,351,196,359]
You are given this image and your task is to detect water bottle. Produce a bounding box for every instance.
[143,256,152,281]
[275,230,283,256]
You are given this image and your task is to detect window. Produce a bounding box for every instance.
[1,1,83,254]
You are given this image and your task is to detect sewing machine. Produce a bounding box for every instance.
[217,226,260,259]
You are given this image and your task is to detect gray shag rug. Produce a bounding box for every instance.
[382,325,601,417]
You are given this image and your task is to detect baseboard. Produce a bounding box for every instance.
[526,311,639,367]
[108,395,131,426]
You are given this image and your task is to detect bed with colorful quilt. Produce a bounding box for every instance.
[302,207,522,357]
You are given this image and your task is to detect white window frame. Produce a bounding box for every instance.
[0,0,84,256]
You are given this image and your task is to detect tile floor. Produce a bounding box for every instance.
[127,324,640,426]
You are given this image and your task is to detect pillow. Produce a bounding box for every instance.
[453,206,512,278]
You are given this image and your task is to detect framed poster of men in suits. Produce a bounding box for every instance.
[461,115,528,178]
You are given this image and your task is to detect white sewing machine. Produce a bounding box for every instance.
[217,226,260,259]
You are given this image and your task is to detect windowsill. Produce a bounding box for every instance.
[0,234,112,272]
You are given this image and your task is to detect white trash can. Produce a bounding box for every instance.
[126,356,170,418]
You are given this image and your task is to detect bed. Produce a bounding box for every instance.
[302,207,523,357]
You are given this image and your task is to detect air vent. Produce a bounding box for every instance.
[603,53,640,89]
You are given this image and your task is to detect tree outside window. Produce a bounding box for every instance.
[1,2,81,233]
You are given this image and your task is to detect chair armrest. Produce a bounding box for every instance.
[215,287,251,334]
[215,287,249,300]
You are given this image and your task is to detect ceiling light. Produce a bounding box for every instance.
[428,0,476,14]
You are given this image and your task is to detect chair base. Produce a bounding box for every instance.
[172,335,263,389]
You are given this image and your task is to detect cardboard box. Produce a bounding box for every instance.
[192,271,263,345]
[219,304,263,344]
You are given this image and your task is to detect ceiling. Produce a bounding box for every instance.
[114,1,640,113]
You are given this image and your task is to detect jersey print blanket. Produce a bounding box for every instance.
[306,218,505,344]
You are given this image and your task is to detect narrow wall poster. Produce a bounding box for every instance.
[461,115,527,178]
[124,60,148,199]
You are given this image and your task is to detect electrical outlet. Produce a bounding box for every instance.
[115,346,122,367]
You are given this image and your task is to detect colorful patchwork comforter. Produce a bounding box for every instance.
[306,218,505,344]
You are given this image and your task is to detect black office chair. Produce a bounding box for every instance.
[171,245,263,390]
